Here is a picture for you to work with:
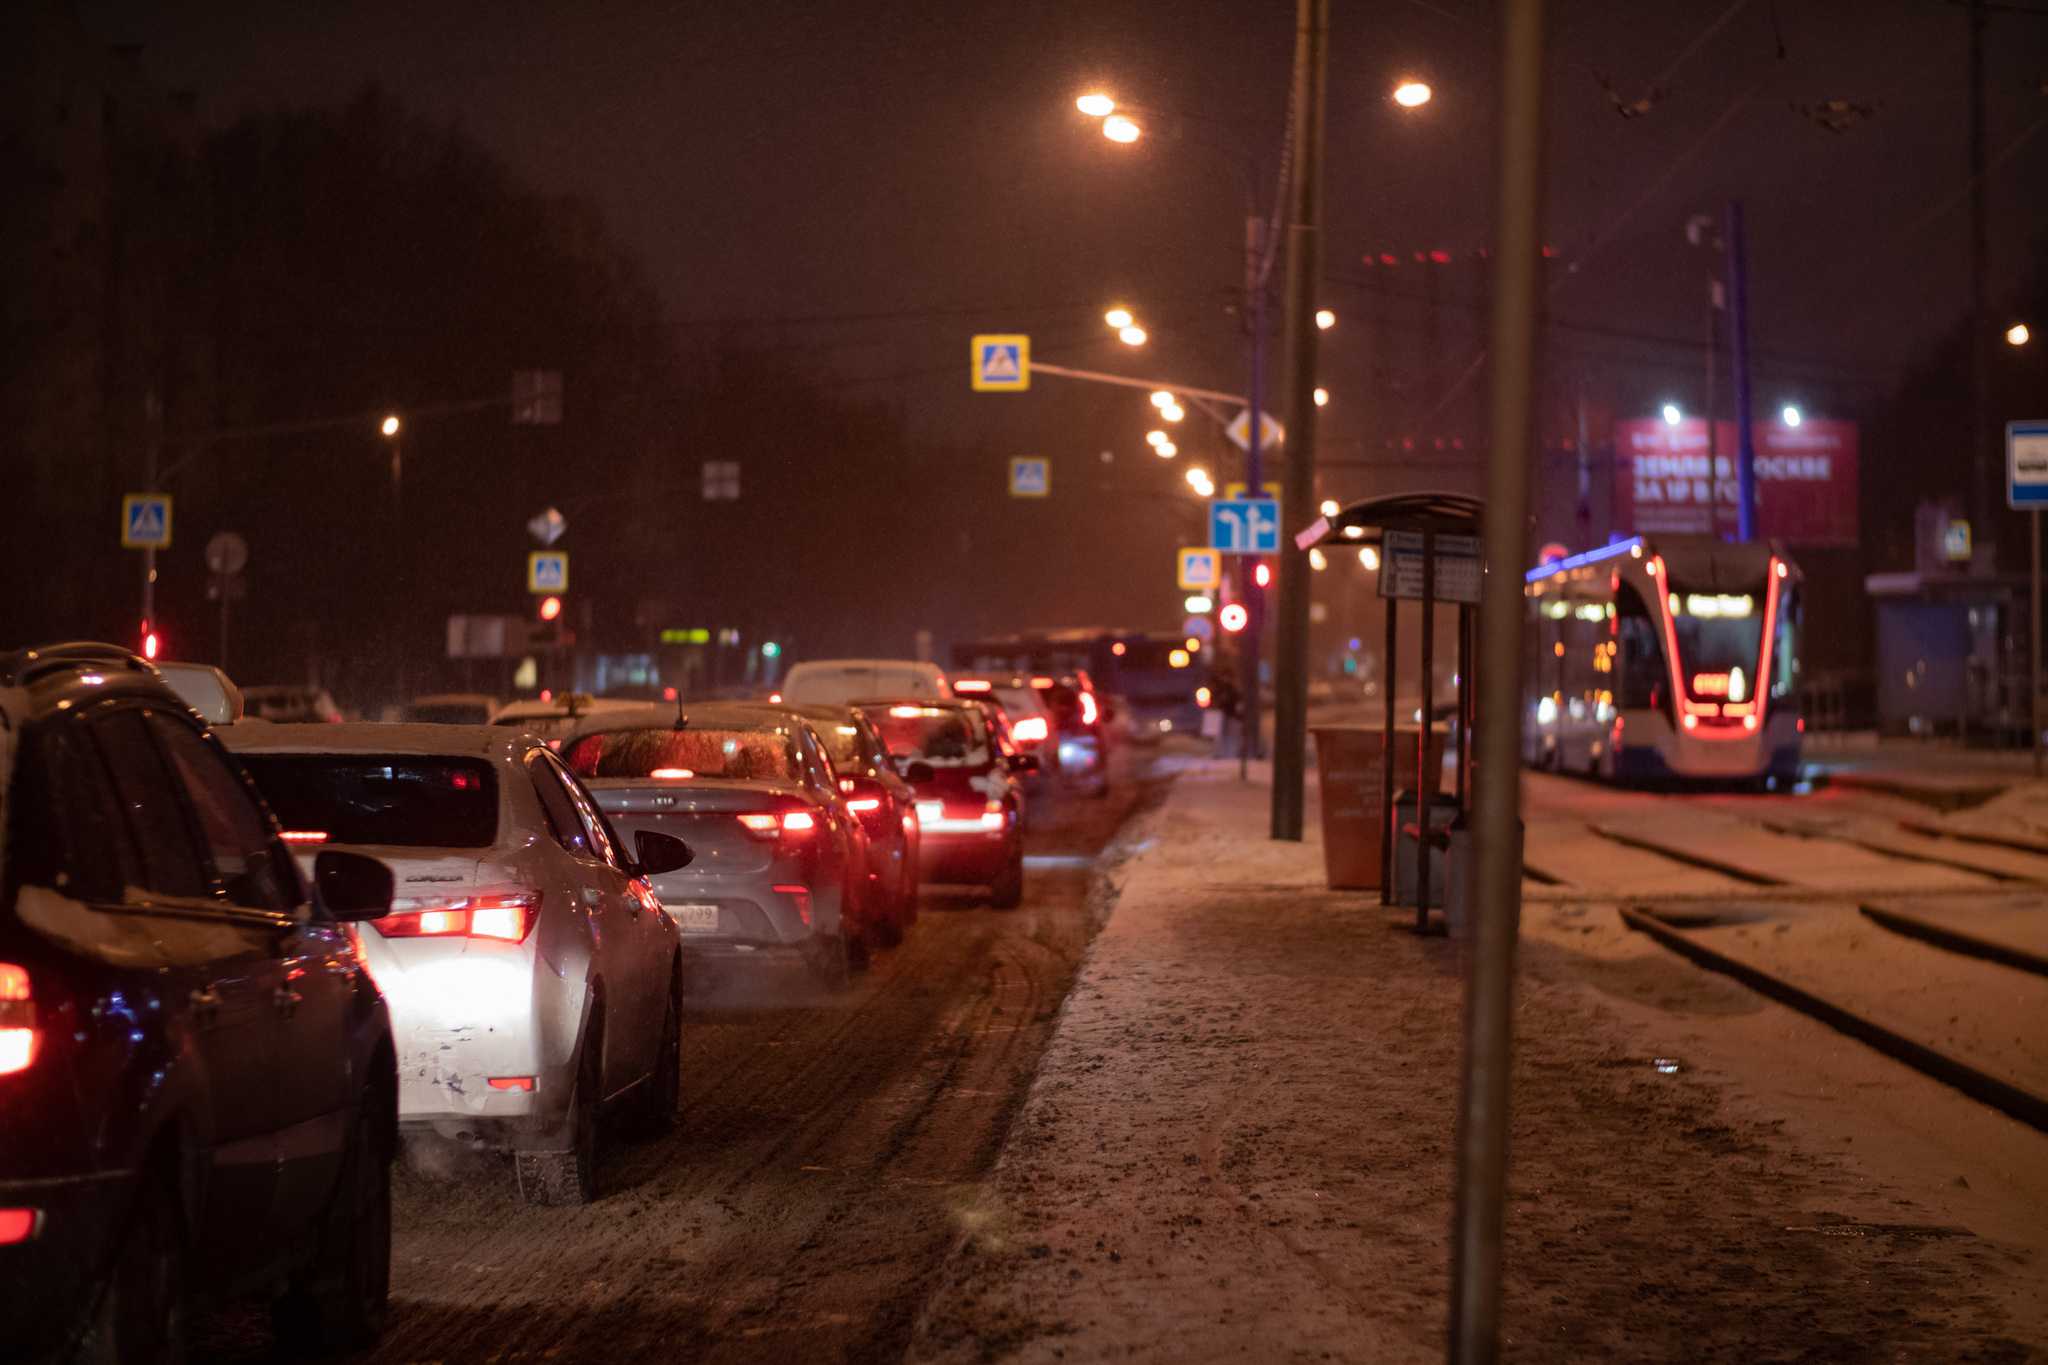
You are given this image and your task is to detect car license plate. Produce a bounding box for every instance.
[666,902,719,934]
[916,801,944,824]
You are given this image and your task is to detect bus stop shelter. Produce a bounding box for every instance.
[1296,492,1485,930]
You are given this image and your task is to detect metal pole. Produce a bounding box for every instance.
[1381,591,1398,907]
[1450,0,1546,1358]
[2034,508,2042,777]
[143,389,159,652]
[1272,0,1330,840]
[1242,214,1267,780]
[1725,200,1757,543]
[1970,0,1993,538]
[1417,527,1436,932]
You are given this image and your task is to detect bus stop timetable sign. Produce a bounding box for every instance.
[2008,421,2048,509]
[1378,530,1482,603]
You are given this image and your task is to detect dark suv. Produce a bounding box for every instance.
[858,699,1034,908]
[0,644,398,1361]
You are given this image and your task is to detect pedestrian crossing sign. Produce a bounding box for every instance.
[121,493,172,549]
[1178,548,1221,590]
[528,551,568,594]
[1009,458,1049,498]
[972,335,1029,391]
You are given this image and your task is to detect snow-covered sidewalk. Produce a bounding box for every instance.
[906,760,2048,1363]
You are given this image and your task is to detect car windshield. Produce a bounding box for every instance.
[561,728,799,781]
[865,706,988,768]
[237,754,499,847]
[811,721,867,771]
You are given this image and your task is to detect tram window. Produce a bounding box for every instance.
[1773,587,1800,698]
[1615,583,1668,713]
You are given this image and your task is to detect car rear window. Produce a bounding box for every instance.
[237,754,499,847]
[863,706,989,767]
[561,728,800,782]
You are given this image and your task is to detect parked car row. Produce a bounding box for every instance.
[1,648,1058,1361]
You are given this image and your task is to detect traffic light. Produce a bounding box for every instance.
[1219,603,1249,633]
[140,622,159,660]
[1253,561,1272,588]
[539,595,562,621]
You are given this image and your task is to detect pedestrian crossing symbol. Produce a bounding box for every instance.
[528,551,569,594]
[1009,457,1049,498]
[972,334,1030,391]
[121,493,172,549]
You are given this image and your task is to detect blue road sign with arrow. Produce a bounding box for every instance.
[1209,498,1279,554]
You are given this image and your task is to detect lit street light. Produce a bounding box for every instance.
[1150,390,1174,407]
[1359,546,1379,570]
[1394,81,1431,107]
[1103,115,1141,143]
[1315,309,1335,329]
[1662,403,1683,426]
[1156,440,1176,457]
[1308,547,1327,570]
[1314,388,1329,407]
[1781,404,1803,427]
[1118,325,1146,345]
[1076,93,1115,117]
[381,415,401,436]
[1106,308,1133,329]
[1146,430,1167,446]
[2013,323,2032,346]
[1320,499,1339,516]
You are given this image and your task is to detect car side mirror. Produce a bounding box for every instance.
[314,850,394,921]
[900,760,936,785]
[634,829,694,875]
[1009,753,1041,775]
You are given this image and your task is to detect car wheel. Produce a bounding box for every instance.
[630,968,681,1138]
[989,845,1025,910]
[517,1005,604,1206]
[272,1093,392,1351]
[76,1169,187,1365]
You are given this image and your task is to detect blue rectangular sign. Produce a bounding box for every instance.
[2008,421,2048,510]
[1209,498,1279,554]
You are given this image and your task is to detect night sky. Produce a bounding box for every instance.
[71,1,2048,445]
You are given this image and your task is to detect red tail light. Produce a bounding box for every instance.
[738,805,820,838]
[487,1076,534,1091]
[847,798,881,812]
[280,830,328,844]
[0,1209,39,1244]
[0,964,37,1076]
[376,893,540,943]
[1011,717,1049,743]
[953,679,992,692]
[773,884,812,925]
[1079,692,1099,725]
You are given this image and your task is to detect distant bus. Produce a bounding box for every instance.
[1525,535,1802,786]
[950,629,1205,737]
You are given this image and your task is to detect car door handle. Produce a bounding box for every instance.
[581,887,603,908]
[271,986,302,1019]
[189,987,223,1027]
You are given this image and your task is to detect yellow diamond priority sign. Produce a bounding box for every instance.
[972,335,1029,392]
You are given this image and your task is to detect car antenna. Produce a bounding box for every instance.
[672,698,688,730]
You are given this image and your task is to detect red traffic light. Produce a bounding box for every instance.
[539,596,563,621]
[1253,562,1272,588]
[141,624,160,660]
[1219,603,1249,633]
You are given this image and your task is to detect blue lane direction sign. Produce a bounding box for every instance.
[1209,498,1280,554]
[528,551,569,594]
[121,494,172,549]
[2008,421,2048,509]
[1178,548,1221,590]
[1009,457,1049,497]
[972,334,1030,391]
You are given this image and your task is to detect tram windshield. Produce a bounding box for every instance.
[1664,584,1767,703]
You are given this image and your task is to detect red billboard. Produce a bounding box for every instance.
[1613,418,1858,546]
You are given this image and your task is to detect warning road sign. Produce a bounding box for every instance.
[972,335,1030,391]
[121,494,172,549]
[1009,457,1049,497]
[528,551,569,594]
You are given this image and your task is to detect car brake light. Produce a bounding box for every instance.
[848,798,881,811]
[981,801,1006,829]
[0,1209,39,1244]
[376,893,540,943]
[649,767,695,779]
[0,964,36,1076]
[280,831,328,843]
[1011,717,1048,743]
[890,705,923,718]
[953,679,991,692]
[487,1077,534,1091]
[773,884,812,925]
[737,813,779,834]
[1031,677,1053,689]
[839,778,856,793]
[782,810,816,832]
[1079,692,1098,725]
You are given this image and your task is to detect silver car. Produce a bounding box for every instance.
[224,723,692,1204]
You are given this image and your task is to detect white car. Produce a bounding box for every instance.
[224,722,692,1204]
[489,694,648,744]
[779,659,950,705]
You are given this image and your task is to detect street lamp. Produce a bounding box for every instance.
[1118,325,1147,345]
[1103,115,1141,143]
[1076,93,1115,117]
[2013,323,2033,346]
[1314,388,1329,407]
[1394,81,1432,107]
[381,415,401,437]
[1106,308,1133,329]
[1662,403,1683,426]
[1781,404,1803,427]
[1315,310,1335,329]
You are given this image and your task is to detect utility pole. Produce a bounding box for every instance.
[1725,200,1757,542]
[142,389,160,651]
[1271,0,1330,840]
[1242,215,1268,777]
[1970,0,1993,540]
[1450,0,1546,1358]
